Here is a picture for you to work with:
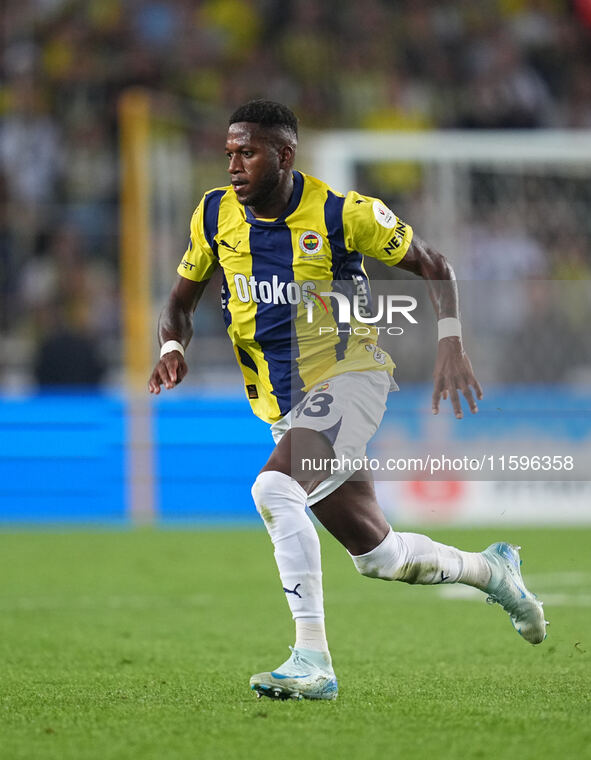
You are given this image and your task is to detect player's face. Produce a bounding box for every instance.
[225,123,287,211]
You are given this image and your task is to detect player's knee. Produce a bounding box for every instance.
[251,470,307,521]
[251,470,282,514]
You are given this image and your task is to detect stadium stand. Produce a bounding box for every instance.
[1,0,591,389]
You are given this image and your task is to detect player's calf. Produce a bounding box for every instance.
[251,470,330,653]
[350,530,548,646]
[350,528,490,587]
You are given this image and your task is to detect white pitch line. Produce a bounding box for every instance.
[438,586,486,601]
[538,593,591,607]
[438,587,591,607]
[524,572,591,586]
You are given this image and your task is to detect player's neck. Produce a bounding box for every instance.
[248,173,294,219]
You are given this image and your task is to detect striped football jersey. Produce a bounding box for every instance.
[178,170,413,423]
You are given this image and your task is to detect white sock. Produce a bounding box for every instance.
[351,528,491,589]
[295,619,329,652]
[252,471,329,652]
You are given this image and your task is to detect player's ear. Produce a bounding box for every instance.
[278,144,295,169]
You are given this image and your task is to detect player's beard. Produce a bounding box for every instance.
[239,164,285,212]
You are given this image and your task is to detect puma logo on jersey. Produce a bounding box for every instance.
[220,239,241,252]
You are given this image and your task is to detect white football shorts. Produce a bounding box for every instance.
[270,369,397,505]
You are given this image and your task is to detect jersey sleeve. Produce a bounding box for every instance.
[342,191,413,266]
[177,195,218,282]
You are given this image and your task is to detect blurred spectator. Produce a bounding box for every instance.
[500,279,590,383]
[574,0,591,27]
[62,115,117,254]
[0,85,62,208]
[0,174,14,333]
[458,33,554,128]
[560,61,591,128]
[463,207,547,281]
[461,207,548,344]
[360,74,434,200]
[19,223,119,345]
[33,305,106,387]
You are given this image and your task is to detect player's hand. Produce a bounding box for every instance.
[148,351,188,394]
[432,337,483,419]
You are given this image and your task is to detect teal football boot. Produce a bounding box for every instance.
[250,647,338,701]
[482,542,548,645]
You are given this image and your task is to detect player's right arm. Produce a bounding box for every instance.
[148,194,219,394]
[148,276,209,394]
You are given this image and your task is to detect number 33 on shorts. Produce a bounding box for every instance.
[295,392,334,419]
[271,371,391,472]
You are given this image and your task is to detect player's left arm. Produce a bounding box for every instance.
[396,235,483,419]
[343,192,482,417]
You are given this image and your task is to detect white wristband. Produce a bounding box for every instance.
[438,317,462,341]
[160,340,185,358]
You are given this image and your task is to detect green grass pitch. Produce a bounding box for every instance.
[1,526,590,760]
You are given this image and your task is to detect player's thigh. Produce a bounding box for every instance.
[262,370,392,504]
[260,427,335,493]
[291,370,391,486]
[310,472,390,555]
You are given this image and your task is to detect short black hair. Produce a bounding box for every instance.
[229,100,298,139]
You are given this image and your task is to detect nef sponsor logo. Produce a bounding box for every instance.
[383,220,408,256]
[233,274,316,305]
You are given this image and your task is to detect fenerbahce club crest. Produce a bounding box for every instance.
[299,231,324,257]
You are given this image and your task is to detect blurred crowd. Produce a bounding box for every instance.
[1,0,591,389]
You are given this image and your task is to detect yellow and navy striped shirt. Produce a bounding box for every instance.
[178,171,413,423]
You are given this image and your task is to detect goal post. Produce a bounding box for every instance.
[118,88,155,524]
[119,88,153,392]
[309,129,591,188]
[117,89,230,523]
